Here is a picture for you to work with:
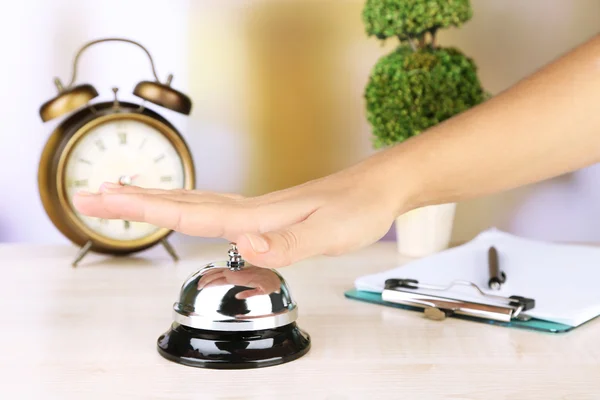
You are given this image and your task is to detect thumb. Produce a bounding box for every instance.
[236,219,327,268]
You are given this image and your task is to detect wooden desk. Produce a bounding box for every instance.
[1,241,598,399]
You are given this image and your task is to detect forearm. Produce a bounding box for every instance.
[367,34,600,215]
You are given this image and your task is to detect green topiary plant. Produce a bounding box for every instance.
[363,0,488,149]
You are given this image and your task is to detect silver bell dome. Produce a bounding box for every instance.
[172,243,298,332]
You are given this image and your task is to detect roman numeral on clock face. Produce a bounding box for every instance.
[95,140,105,151]
[118,132,127,145]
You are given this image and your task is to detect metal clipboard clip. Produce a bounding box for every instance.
[382,278,536,322]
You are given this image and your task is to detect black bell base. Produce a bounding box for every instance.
[157,322,311,370]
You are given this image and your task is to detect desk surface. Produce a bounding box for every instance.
[1,241,599,399]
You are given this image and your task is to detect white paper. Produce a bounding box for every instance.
[355,228,600,327]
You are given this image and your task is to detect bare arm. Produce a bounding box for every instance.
[74,34,600,268]
[369,33,600,215]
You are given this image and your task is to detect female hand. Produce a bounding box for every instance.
[72,165,403,269]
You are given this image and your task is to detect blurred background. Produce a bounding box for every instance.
[1,0,599,247]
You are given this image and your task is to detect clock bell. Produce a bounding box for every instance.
[39,37,192,123]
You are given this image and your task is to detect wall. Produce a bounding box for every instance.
[0,0,599,249]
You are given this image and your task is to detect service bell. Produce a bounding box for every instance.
[156,243,311,369]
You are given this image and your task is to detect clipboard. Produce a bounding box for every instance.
[344,277,575,333]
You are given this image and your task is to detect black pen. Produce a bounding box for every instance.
[487,246,506,290]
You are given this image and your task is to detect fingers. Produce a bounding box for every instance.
[74,182,330,262]
[99,183,244,202]
[73,191,257,238]
[75,186,320,238]
[234,213,330,269]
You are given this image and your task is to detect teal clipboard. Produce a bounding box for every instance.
[344,288,575,334]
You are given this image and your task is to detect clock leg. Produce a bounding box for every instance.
[72,241,93,267]
[161,238,179,262]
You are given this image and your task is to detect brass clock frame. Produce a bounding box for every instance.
[38,37,195,267]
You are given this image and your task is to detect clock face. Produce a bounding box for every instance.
[62,117,186,241]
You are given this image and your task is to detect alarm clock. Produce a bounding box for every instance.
[37,37,196,267]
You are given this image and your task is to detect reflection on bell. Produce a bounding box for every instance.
[157,243,311,369]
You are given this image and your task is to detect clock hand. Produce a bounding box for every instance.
[119,177,137,228]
